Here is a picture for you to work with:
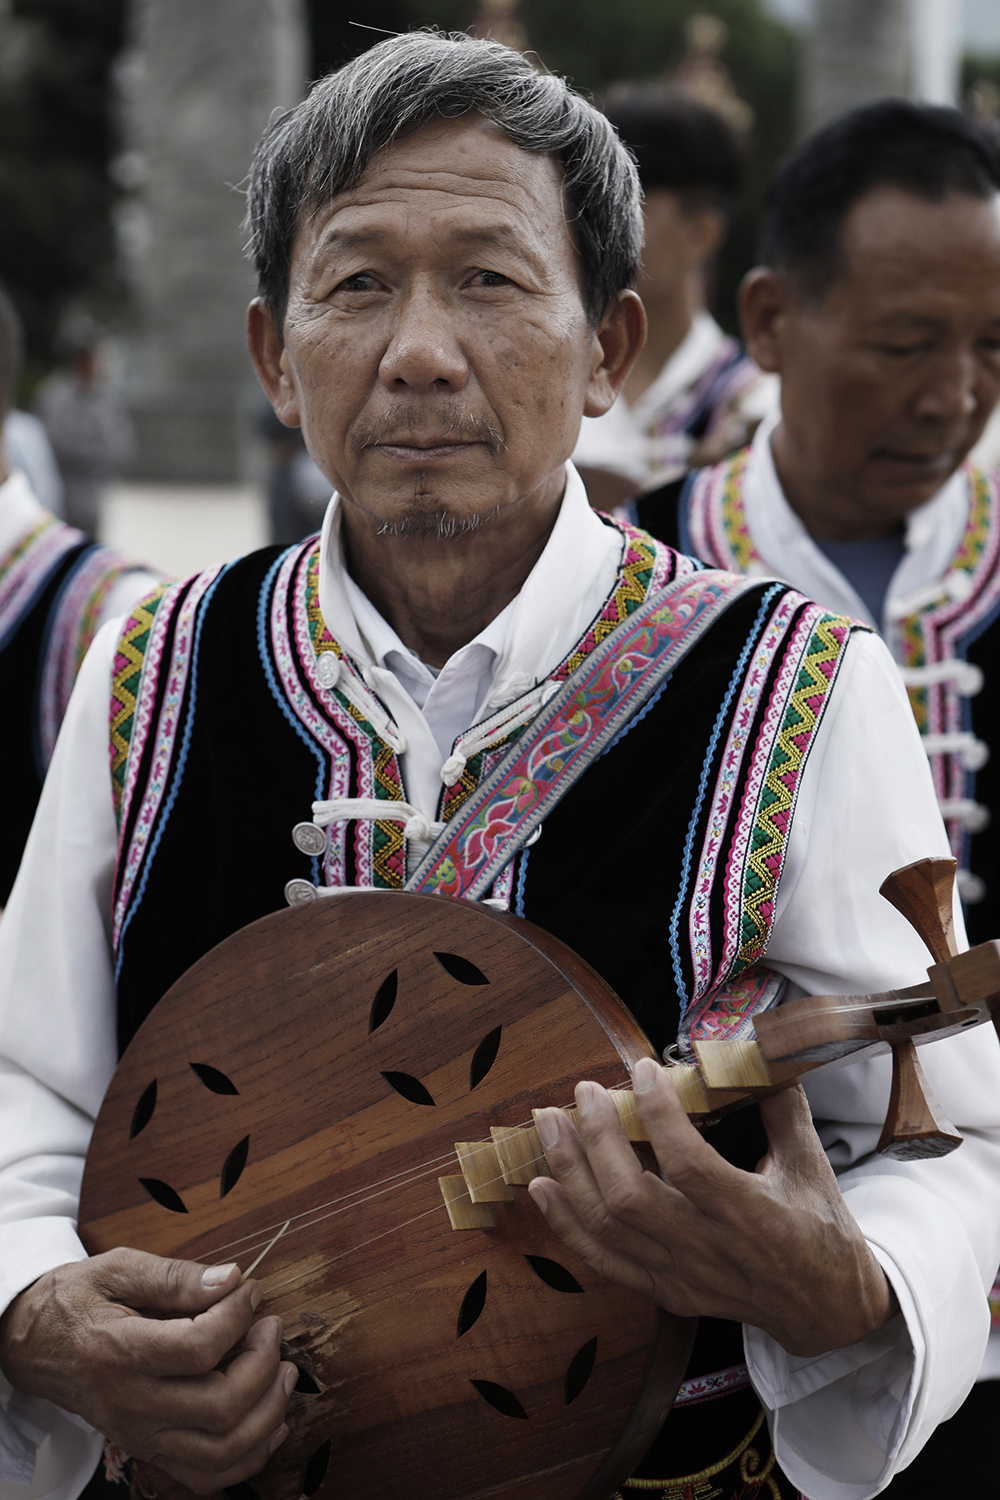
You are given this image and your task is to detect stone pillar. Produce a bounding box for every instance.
[119,0,306,481]
[800,0,911,137]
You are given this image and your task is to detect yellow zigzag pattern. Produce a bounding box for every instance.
[738,613,850,969]
[110,584,170,825]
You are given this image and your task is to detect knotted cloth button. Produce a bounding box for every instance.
[285,878,318,906]
[316,653,341,689]
[292,822,328,856]
[440,752,467,787]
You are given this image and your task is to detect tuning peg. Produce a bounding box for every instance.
[876,1039,963,1160]
[879,856,959,962]
[876,859,962,1158]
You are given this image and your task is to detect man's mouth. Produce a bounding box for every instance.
[374,437,482,461]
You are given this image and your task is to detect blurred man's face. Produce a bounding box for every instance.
[637,188,725,309]
[743,185,1000,538]
[250,114,632,538]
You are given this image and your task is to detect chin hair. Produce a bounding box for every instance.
[375,504,500,539]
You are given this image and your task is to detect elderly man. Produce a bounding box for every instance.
[0,34,997,1500]
[635,98,1000,1497]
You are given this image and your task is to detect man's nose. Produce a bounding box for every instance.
[378,287,469,393]
[912,349,978,425]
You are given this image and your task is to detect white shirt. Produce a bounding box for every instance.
[1,466,999,1500]
[736,411,971,642]
[572,311,778,490]
[2,415,63,517]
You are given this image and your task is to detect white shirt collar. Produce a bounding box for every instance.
[315,463,624,810]
[630,310,727,423]
[0,469,49,561]
[742,411,970,632]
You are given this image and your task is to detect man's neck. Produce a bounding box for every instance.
[770,423,904,542]
[339,485,563,669]
[623,280,701,405]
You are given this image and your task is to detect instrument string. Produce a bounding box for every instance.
[194,1081,620,1267]
[262,1144,552,1296]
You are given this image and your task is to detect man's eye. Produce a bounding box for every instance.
[879,344,927,357]
[471,270,512,288]
[337,272,378,293]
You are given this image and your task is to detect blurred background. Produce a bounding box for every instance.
[1,0,999,575]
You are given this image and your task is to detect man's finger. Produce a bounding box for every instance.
[630,1059,743,1207]
[151,1366,292,1496]
[124,1318,289,1434]
[91,1247,243,1314]
[527,1177,657,1300]
[108,1281,265,1379]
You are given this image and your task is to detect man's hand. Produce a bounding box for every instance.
[527,1057,897,1358]
[0,1248,298,1494]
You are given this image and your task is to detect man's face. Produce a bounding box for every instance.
[251,115,621,537]
[746,186,1000,535]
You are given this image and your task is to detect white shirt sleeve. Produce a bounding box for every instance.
[743,628,1000,1499]
[0,622,121,1498]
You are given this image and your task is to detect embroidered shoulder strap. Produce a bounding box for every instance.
[679,448,761,572]
[0,515,85,651]
[407,568,763,901]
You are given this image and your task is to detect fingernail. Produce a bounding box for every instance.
[201,1263,238,1288]
[249,1282,262,1310]
[575,1081,596,1114]
[283,1365,298,1398]
[633,1057,659,1094]
[268,1425,289,1455]
[527,1179,549,1214]
[535,1109,559,1151]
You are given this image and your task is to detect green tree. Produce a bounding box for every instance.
[0,0,127,378]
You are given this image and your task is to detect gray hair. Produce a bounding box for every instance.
[246,29,643,331]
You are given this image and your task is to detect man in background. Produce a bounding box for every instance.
[573,86,775,510]
[0,286,159,907]
[36,315,133,535]
[637,98,1000,1495]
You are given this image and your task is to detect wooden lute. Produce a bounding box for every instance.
[78,857,1000,1500]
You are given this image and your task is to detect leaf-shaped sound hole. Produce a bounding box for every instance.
[190,1062,239,1095]
[301,1438,331,1498]
[220,1135,250,1198]
[457,1270,488,1337]
[524,1255,584,1294]
[130,1079,157,1140]
[471,1379,528,1420]
[139,1178,188,1213]
[433,951,489,985]
[293,1367,320,1394]
[469,1027,502,1091]
[225,1485,262,1500]
[565,1336,598,1405]
[369,970,398,1032]
[381,1071,435,1107]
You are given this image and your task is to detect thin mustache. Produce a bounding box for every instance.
[357,409,506,456]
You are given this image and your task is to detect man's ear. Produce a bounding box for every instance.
[739,268,792,375]
[246,299,302,427]
[583,290,647,419]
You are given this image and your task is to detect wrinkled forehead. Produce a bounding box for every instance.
[293,114,580,278]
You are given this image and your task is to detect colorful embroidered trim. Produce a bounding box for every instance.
[110,582,173,826]
[673,1362,752,1407]
[736,609,852,974]
[407,570,762,902]
[111,571,221,947]
[39,546,144,769]
[0,515,84,651]
[682,447,761,574]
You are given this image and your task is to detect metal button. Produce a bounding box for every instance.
[292,822,327,856]
[284,878,318,905]
[316,653,341,689]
